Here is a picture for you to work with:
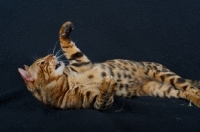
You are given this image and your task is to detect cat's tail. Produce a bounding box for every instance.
[186,79,200,89]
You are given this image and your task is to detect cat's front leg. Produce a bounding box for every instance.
[94,77,117,110]
[59,21,92,73]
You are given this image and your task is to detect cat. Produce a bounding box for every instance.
[18,21,200,110]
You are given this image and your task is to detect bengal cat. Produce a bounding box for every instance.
[18,21,200,110]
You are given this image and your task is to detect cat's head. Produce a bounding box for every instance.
[18,54,65,92]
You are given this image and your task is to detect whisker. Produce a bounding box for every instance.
[29,56,35,61]
[57,58,68,61]
[31,55,35,60]
[55,48,62,57]
[60,61,68,63]
[31,55,37,61]
[53,40,59,55]
[34,54,38,60]
[57,54,65,59]
[59,60,68,62]
[74,39,79,44]
[47,48,51,55]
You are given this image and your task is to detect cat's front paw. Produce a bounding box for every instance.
[60,21,74,38]
[100,76,117,96]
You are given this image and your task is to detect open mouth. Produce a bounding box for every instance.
[55,62,61,70]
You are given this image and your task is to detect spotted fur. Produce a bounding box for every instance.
[18,21,200,110]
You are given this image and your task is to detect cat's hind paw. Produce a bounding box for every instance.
[60,21,74,38]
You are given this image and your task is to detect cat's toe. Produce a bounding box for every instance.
[60,21,74,38]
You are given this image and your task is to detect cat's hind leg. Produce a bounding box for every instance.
[136,80,200,107]
[145,68,200,97]
[185,79,200,89]
[59,21,92,73]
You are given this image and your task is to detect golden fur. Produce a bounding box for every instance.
[18,21,200,110]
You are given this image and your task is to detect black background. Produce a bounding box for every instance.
[1,0,200,131]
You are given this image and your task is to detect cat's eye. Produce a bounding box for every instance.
[40,61,45,65]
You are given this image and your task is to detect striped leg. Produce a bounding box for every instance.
[59,21,92,73]
[136,80,200,107]
[145,67,200,97]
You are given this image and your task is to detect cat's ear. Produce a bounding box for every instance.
[24,65,29,71]
[18,68,34,82]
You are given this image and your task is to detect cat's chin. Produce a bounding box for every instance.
[55,61,65,75]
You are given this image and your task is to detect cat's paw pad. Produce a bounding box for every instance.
[60,21,74,38]
[100,76,117,95]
